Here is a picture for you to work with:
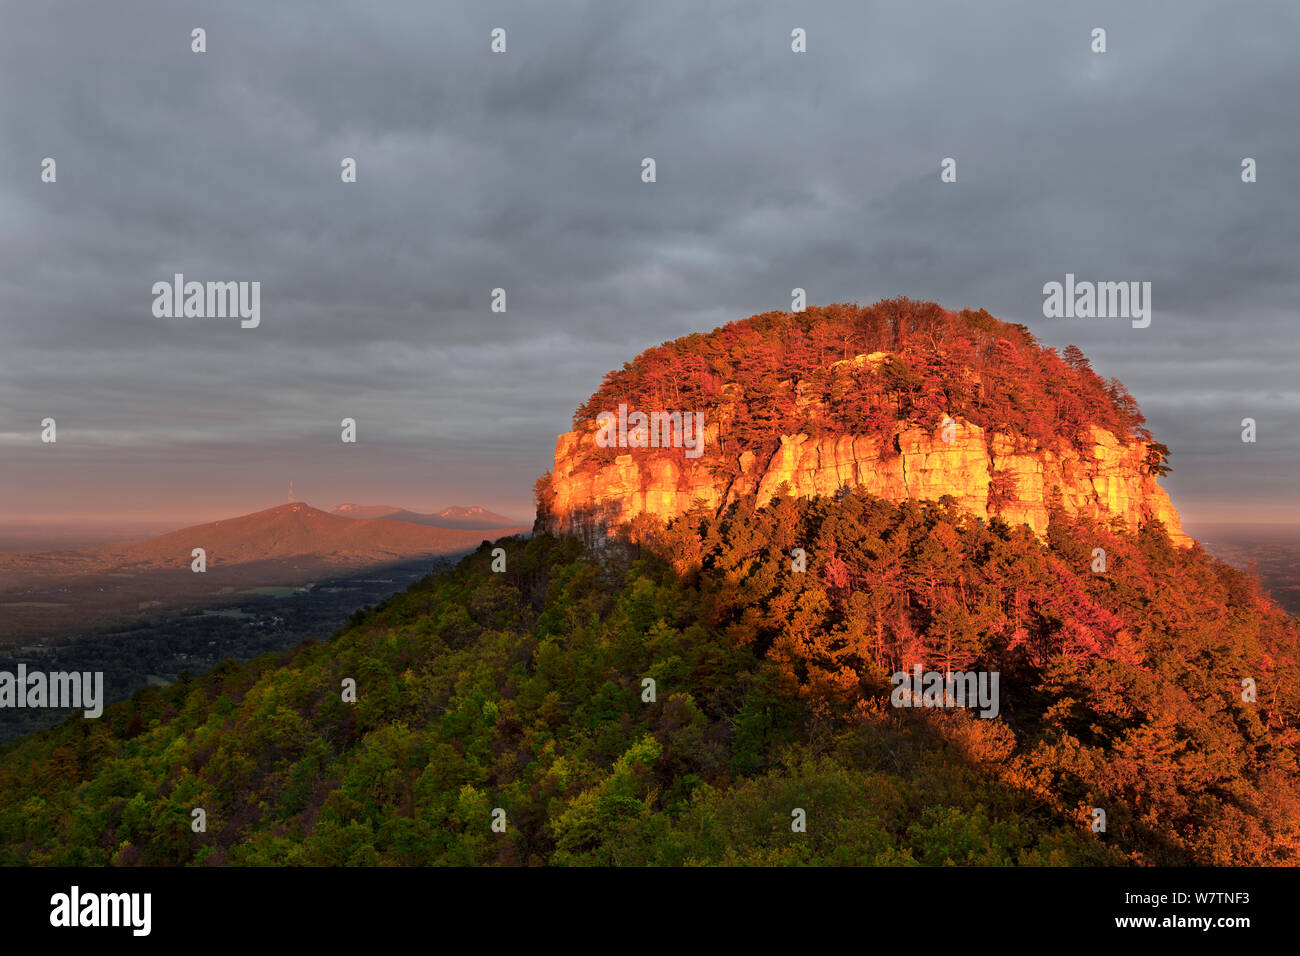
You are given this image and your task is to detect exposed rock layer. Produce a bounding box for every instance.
[538,417,1192,548]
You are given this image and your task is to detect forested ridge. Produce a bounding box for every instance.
[573,300,1169,476]
[2,491,1296,866]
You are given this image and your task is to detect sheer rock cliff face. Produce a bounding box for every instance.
[537,417,1192,548]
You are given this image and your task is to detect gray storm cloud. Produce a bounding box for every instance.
[1,0,1296,522]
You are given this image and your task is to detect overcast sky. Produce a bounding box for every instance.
[1,0,1296,526]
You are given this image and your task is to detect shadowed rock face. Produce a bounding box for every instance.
[538,415,1191,548]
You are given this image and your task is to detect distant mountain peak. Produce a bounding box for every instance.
[328,504,403,519]
[329,503,521,530]
[0,502,527,575]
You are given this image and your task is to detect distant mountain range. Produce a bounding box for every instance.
[2,503,526,573]
[330,503,522,530]
[0,503,529,643]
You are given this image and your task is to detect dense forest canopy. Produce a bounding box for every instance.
[0,303,1284,868]
[573,299,1162,473]
[2,491,1295,866]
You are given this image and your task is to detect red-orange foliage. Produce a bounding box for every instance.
[574,299,1151,471]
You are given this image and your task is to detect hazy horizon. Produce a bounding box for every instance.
[0,497,531,532]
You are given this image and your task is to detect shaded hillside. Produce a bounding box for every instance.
[0,557,451,745]
[2,494,1295,866]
